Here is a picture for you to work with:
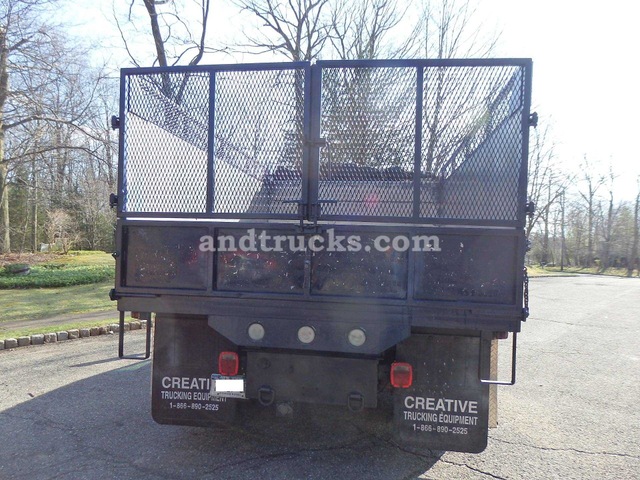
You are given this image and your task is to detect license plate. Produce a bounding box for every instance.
[210,374,246,399]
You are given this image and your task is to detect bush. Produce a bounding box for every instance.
[3,263,30,275]
[0,265,114,289]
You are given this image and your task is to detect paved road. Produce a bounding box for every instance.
[0,276,638,479]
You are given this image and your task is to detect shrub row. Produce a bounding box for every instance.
[0,265,114,289]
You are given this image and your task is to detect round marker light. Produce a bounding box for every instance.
[348,328,366,347]
[248,323,265,341]
[297,326,316,344]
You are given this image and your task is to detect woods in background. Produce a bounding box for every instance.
[0,0,638,275]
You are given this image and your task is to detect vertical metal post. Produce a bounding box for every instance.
[206,71,216,214]
[413,66,424,220]
[118,311,152,360]
[145,314,152,359]
[307,63,323,222]
[518,61,534,228]
[300,64,312,220]
[118,310,125,358]
[117,71,127,216]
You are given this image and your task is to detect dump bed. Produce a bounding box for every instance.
[113,59,532,354]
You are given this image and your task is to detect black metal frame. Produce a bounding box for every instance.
[113,218,527,334]
[119,62,310,221]
[113,58,533,358]
[118,310,152,359]
[117,59,533,228]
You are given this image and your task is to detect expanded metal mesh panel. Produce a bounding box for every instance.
[121,67,305,216]
[421,65,524,220]
[123,72,210,213]
[119,61,529,224]
[319,67,416,217]
[214,69,305,215]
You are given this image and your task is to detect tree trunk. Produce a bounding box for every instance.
[601,190,614,272]
[0,161,9,253]
[0,27,10,253]
[629,192,639,277]
[32,160,38,252]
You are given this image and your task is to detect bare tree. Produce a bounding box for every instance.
[45,208,77,253]
[328,0,410,59]
[0,0,65,253]
[231,0,331,61]
[598,167,618,271]
[578,156,606,268]
[117,0,215,67]
[414,0,500,59]
[525,121,573,266]
[628,180,639,277]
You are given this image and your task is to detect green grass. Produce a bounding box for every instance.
[0,251,114,289]
[46,250,114,266]
[0,280,115,323]
[0,317,120,340]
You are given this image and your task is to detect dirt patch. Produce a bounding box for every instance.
[0,253,58,268]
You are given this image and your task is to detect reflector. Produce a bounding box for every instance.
[248,323,265,341]
[218,352,239,376]
[390,362,413,388]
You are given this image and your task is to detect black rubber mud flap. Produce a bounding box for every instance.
[393,334,490,453]
[152,315,237,426]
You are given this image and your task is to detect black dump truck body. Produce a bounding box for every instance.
[111,59,533,453]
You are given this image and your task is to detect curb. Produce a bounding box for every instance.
[0,320,153,351]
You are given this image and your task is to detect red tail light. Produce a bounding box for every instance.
[390,362,413,388]
[218,352,239,376]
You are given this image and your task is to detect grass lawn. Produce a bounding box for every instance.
[0,251,114,289]
[0,251,116,327]
[0,280,115,323]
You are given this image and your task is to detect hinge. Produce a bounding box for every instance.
[109,193,118,208]
[111,115,121,130]
[528,112,538,128]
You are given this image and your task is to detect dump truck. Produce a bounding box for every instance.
[110,58,535,453]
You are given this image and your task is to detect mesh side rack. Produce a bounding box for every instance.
[118,59,531,226]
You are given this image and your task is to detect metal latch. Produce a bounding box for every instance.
[304,137,327,147]
[310,199,338,218]
[525,201,536,218]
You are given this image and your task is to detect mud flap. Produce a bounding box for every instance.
[393,333,491,453]
[152,314,237,426]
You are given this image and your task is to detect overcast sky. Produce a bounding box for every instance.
[70,0,639,200]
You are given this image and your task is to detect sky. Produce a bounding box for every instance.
[489,0,640,200]
[68,0,640,201]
